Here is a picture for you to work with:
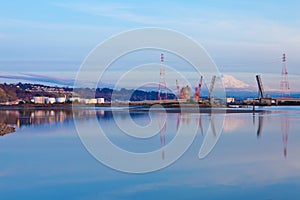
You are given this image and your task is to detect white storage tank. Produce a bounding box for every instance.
[88,98,97,104]
[33,96,47,104]
[56,97,66,103]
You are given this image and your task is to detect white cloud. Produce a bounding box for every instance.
[0,17,109,31]
[53,2,300,42]
[53,2,168,25]
[52,2,300,69]
[1,1,299,82]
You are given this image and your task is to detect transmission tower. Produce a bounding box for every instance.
[280,53,290,97]
[158,53,167,100]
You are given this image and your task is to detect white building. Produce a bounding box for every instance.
[226,97,235,103]
[97,98,105,104]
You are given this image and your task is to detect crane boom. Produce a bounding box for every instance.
[256,75,265,99]
[209,75,216,99]
[194,76,203,100]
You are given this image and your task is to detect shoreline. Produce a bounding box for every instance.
[0,103,267,114]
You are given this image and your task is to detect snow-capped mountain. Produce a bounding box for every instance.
[221,74,252,90]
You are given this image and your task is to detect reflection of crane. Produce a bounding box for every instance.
[176,113,181,130]
[176,79,184,99]
[254,113,289,158]
[281,117,289,158]
[209,75,216,100]
[176,113,203,135]
[256,113,264,137]
[198,114,204,135]
[194,76,203,101]
[210,114,217,137]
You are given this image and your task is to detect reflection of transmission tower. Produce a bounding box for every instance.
[281,117,289,158]
[254,114,289,158]
[158,112,167,160]
[280,53,290,97]
[158,53,167,100]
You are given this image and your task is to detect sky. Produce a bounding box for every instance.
[0,0,300,90]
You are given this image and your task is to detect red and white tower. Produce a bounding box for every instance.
[158,53,167,100]
[280,53,290,97]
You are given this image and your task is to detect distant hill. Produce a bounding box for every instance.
[0,84,18,102]
[0,82,175,103]
[0,83,73,102]
[1,81,298,103]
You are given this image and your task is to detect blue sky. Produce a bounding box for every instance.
[0,0,300,90]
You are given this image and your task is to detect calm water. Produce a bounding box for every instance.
[1,106,300,199]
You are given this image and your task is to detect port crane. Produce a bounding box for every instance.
[209,75,216,100]
[256,75,265,99]
[194,76,203,101]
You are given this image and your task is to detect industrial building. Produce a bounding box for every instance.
[182,86,191,100]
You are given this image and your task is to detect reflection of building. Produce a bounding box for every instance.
[0,109,105,128]
[0,110,72,127]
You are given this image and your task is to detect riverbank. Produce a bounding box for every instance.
[0,123,15,136]
[0,103,268,114]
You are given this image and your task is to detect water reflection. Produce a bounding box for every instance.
[281,116,289,158]
[176,113,204,135]
[158,112,166,160]
[256,113,264,138]
[0,109,74,127]
[253,112,290,158]
[0,109,109,128]
[0,108,299,199]
[0,108,292,159]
